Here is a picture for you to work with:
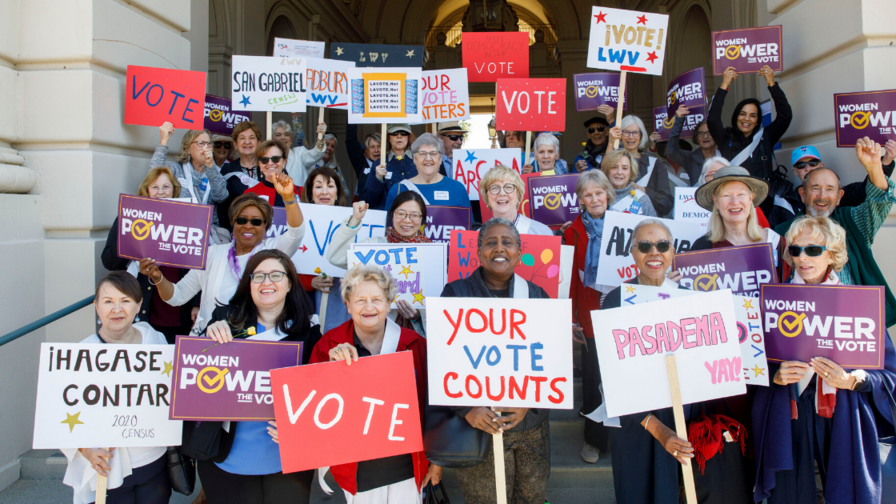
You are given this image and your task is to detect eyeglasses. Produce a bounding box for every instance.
[587,126,607,134]
[235,217,265,227]
[393,210,423,222]
[259,156,283,164]
[193,140,211,148]
[389,131,410,137]
[787,245,828,257]
[441,134,464,142]
[250,271,287,283]
[635,240,672,254]
[622,130,641,137]
[214,141,233,149]
[794,160,821,170]
[414,151,441,160]
[488,184,517,195]
[695,131,712,138]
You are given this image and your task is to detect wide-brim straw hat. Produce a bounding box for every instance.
[695,165,769,211]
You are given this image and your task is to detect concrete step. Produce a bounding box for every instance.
[17,451,66,481]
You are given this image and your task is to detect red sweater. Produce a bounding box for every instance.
[309,319,430,495]
[563,215,602,339]
[242,178,301,206]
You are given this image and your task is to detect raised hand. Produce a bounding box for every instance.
[349,201,369,227]
[273,172,296,199]
[760,65,775,87]
[721,67,738,90]
[676,104,690,118]
[159,122,175,146]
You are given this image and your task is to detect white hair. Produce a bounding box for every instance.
[620,115,649,152]
[272,120,292,134]
[698,156,731,186]
[533,132,560,152]
[340,264,398,304]
[632,218,673,245]
[411,132,445,156]
[324,133,337,144]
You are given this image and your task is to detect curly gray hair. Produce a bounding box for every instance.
[340,264,398,304]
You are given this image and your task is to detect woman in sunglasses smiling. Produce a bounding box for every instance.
[212,134,234,168]
[241,140,301,206]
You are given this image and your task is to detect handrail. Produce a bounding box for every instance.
[0,295,94,348]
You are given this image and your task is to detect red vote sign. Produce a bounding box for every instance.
[271,352,423,474]
[463,32,530,83]
[496,78,567,132]
[125,65,207,130]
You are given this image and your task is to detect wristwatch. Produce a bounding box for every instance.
[850,370,867,391]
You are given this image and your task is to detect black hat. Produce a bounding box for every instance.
[583,116,610,128]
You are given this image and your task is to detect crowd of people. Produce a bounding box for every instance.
[64,62,896,504]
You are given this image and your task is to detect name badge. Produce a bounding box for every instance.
[385,171,393,180]
[363,167,371,175]
[628,201,642,214]
[434,191,450,201]
[259,195,270,203]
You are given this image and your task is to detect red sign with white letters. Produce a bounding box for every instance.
[271,351,423,474]
[496,78,567,132]
[462,32,530,83]
[125,65,207,130]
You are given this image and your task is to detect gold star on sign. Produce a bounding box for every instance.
[413,291,425,305]
[162,360,174,377]
[406,49,415,58]
[335,47,344,56]
[61,412,84,433]
[753,365,765,377]
[742,299,754,309]
[625,285,635,293]
[399,265,414,279]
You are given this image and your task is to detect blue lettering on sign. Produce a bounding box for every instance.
[353,249,376,264]
[506,345,526,372]
[530,342,544,371]
[464,345,486,369]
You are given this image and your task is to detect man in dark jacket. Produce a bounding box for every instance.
[573,106,615,172]
[345,124,380,199]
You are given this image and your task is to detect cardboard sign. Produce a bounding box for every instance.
[274,37,325,58]
[268,204,387,278]
[33,342,182,449]
[496,78,567,132]
[591,290,746,418]
[761,284,886,369]
[347,243,448,308]
[834,90,896,147]
[421,69,471,123]
[169,336,303,421]
[452,148,522,200]
[618,285,769,386]
[666,68,706,117]
[426,297,573,409]
[204,94,252,135]
[586,7,669,76]
[447,230,561,298]
[331,42,424,68]
[271,352,423,474]
[348,67,422,124]
[527,174,580,227]
[712,26,783,75]
[653,104,707,141]
[462,32,530,83]
[674,187,711,231]
[125,65,207,130]
[232,55,307,112]
[558,245,575,300]
[595,212,704,288]
[424,206,472,243]
[117,195,212,269]
[306,57,355,110]
[573,72,628,112]
[674,243,777,298]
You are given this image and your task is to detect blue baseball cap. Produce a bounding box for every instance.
[791,145,822,166]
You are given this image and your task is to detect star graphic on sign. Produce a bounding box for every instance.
[752,365,766,377]
[406,49,415,58]
[646,51,659,64]
[413,290,425,305]
[593,11,607,24]
[239,95,251,107]
[464,150,477,163]
[625,285,636,293]
[399,265,414,279]
[162,360,174,377]
[61,412,84,433]
[335,46,344,56]
[637,15,648,25]
[742,299,754,310]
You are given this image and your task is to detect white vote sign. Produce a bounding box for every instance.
[305,57,355,110]
[232,55,307,112]
[347,242,448,308]
[586,7,669,76]
[421,68,471,124]
[451,148,522,200]
[595,212,704,288]
[591,290,746,418]
[348,67,423,124]
[274,37,326,58]
[33,342,182,449]
[427,297,574,409]
[674,187,711,231]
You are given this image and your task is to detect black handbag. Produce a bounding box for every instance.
[422,481,451,504]
[422,404,490,468]
[166,447,196,495]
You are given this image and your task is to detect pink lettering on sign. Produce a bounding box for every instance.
[612,312,728,360]
[705,357,742,384]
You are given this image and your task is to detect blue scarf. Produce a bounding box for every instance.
[581,211,604,287]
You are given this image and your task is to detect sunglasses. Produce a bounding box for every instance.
[214,141,232,149]
[587,126,607,134]
[635,240,672,254]
[788,245,828,257]
[389,131,410,137]
[442,134,464,142]
[259,156,283,164]
[235,217,265,227]
[794,160,821,170]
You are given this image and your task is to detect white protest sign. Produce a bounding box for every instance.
[232,55,307,112]
[591,290,746,418]
[614,284,769,386]
[674,187,711,231]
[306,57,355,110]
[348,67,423,124]
[347,242,448,308]
[421,69,470,124]
[274,37,326,58]
[33,342,182,449]
[558,245,574,300]
[586,7,669,76]
[451,148,522,200]
[427,297,574,409]
[595,212,704,287]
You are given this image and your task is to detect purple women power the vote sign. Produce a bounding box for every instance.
[170,336,304,421]
[712,26,783,75]
[424,206,472,243]
[117,194,212,269]
[204,94,252,136]
[653,104,707,141]
[573,72,628,112]
[666,68,706,117]
[834,90,896,147]
[527,174,580,227]
[761,284,886,370]
[673,243,777,298]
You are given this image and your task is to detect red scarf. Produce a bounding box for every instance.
[386,226,430,244]
[688,413,748,474]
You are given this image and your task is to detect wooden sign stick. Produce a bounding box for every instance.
[380,123,388,169]
[95,448,109,504]
[524,131,533,168]
[612,71,628,150]
[665,354,697,504]
[492,411,508,504]
[266,111,273,141]
[318,107,326,142]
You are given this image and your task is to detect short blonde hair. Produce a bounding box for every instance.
[176,129,213,164]
[341,264,399,304]
[706,180,764,243]
[601,149,639,184]
[479,165,525,205]
[576,170,616,210]
[783,216,848,272]
[138,167,181,198]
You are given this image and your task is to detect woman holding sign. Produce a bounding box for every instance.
[602,150,658,217]
[382,133,471,213]
[608,115,674,215]
[62,272,172,504]
[440,218,552,504]
[479,165,553,236]
[361,124,418,210]
[667,106,721,186]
